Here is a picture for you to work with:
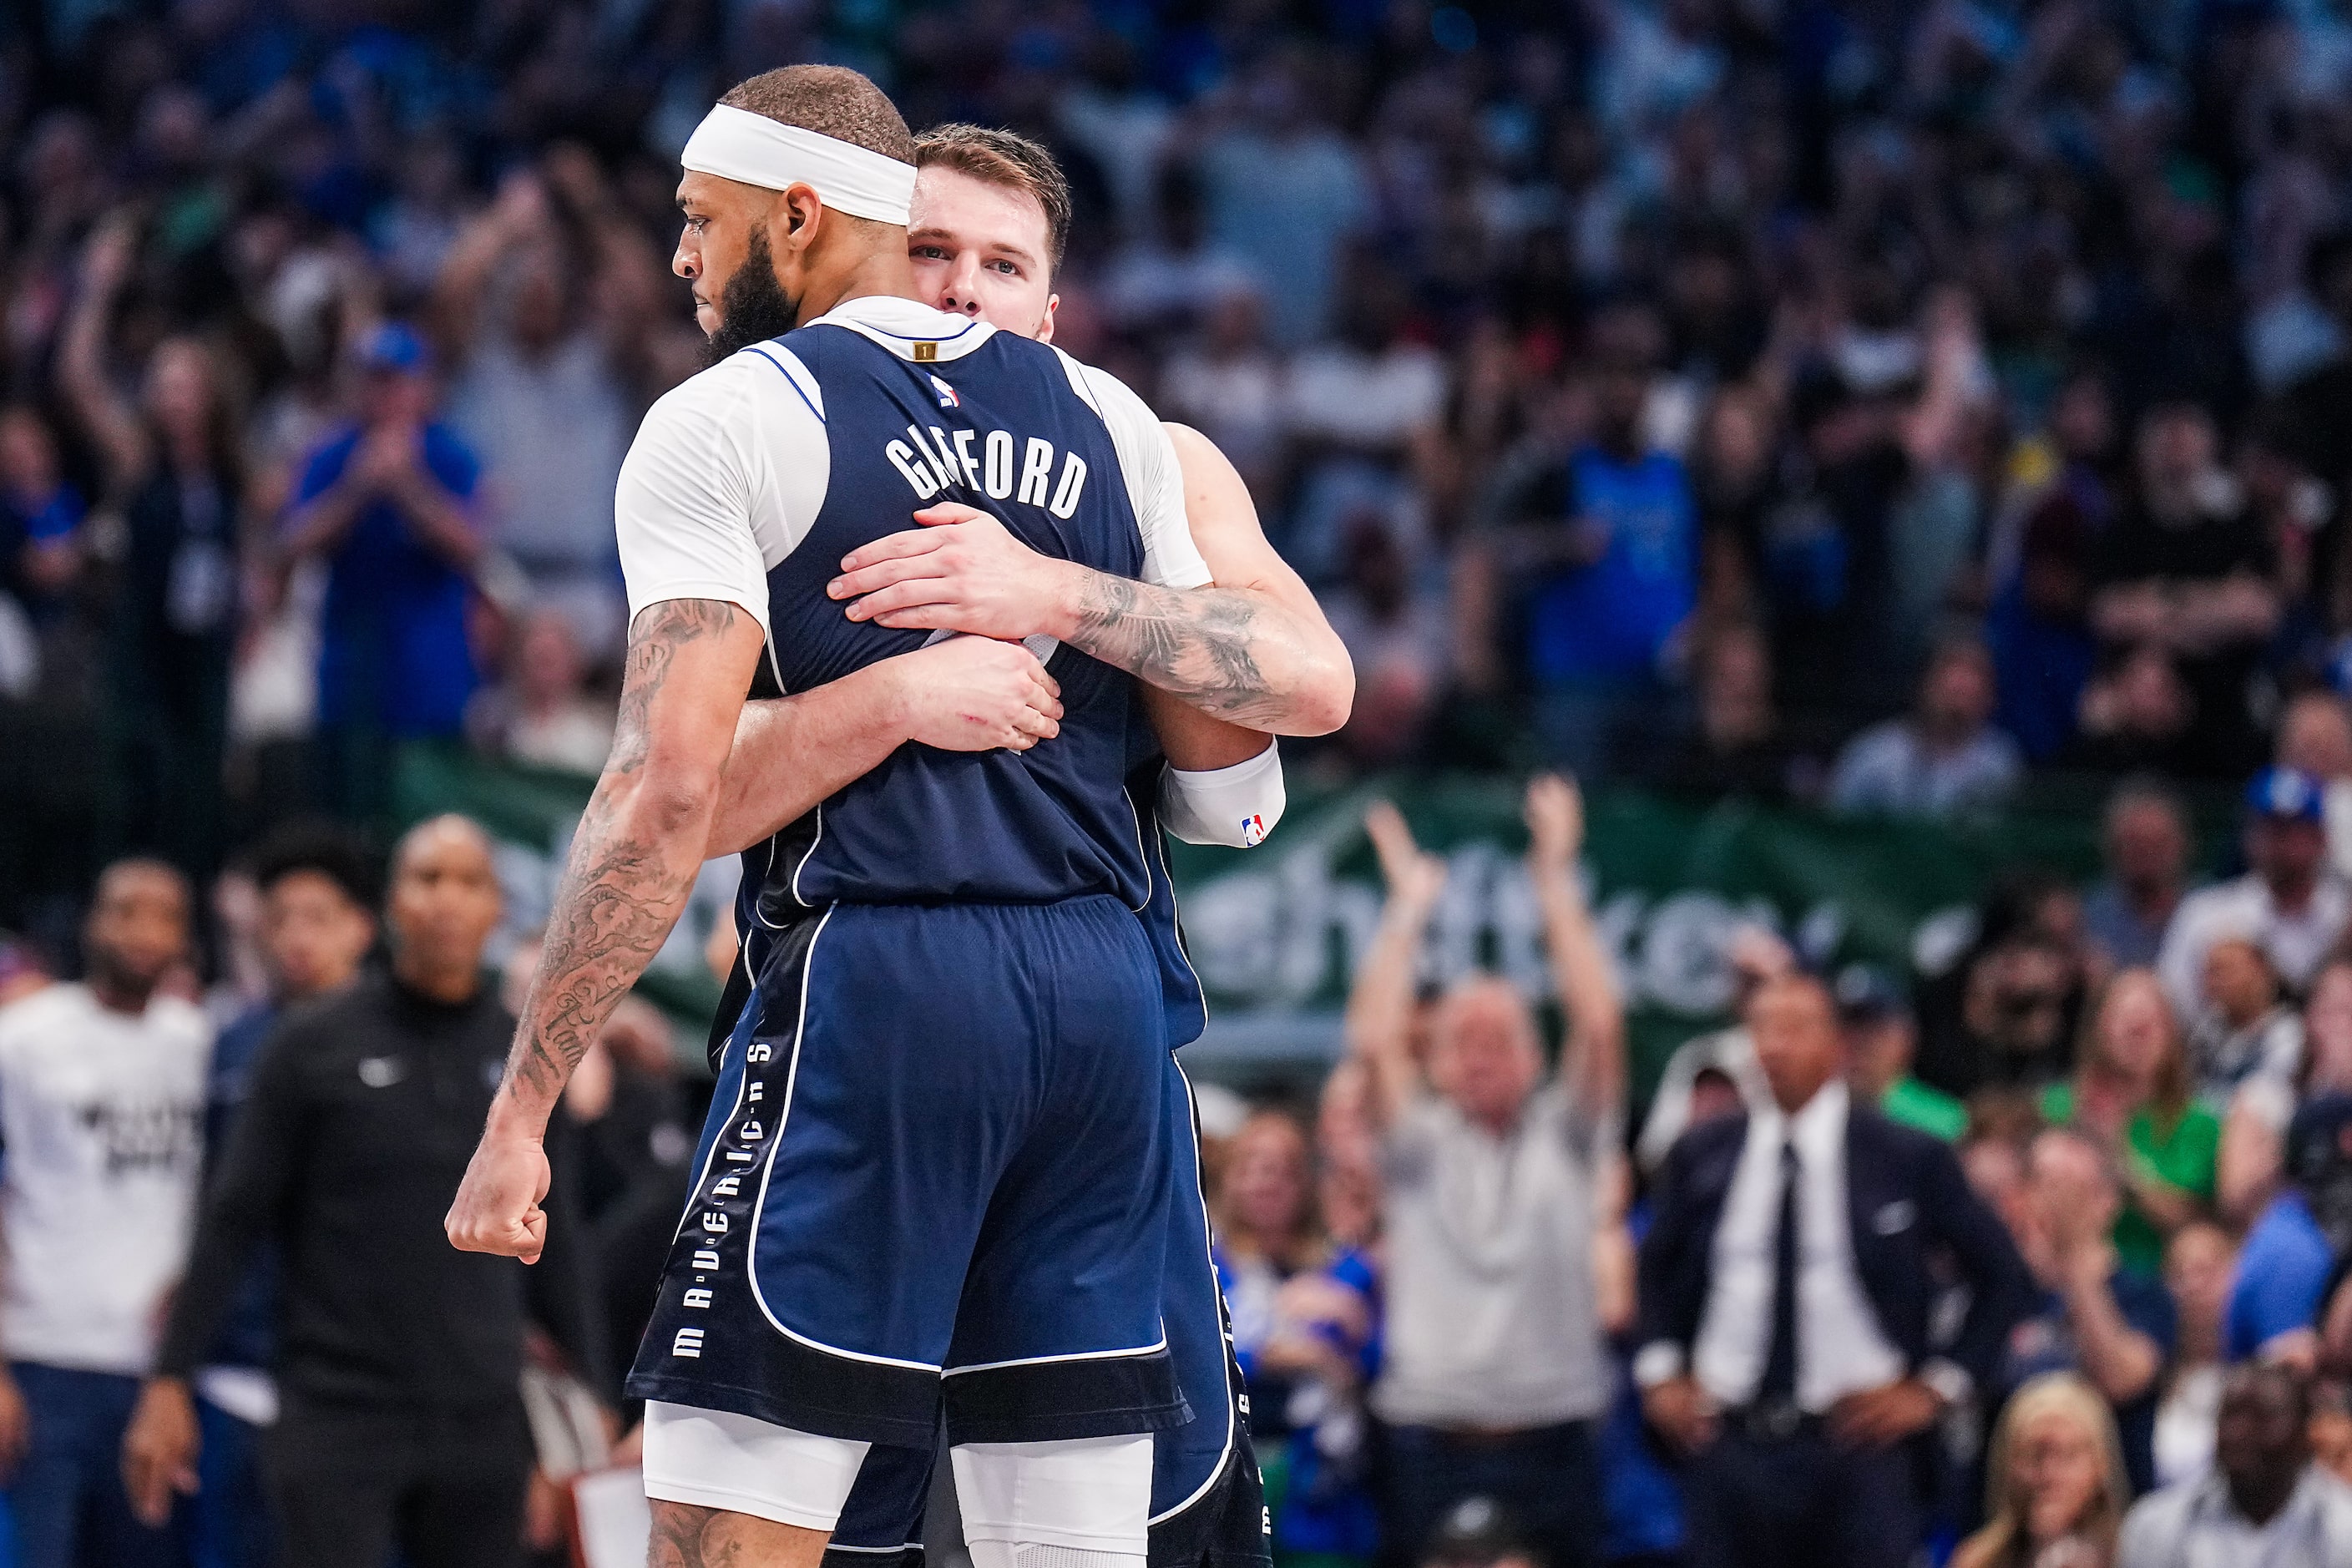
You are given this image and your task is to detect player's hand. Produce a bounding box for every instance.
[887,637,1062,751]
[830,503,1085,641]
[121,1377,200,1527]
[446,1129,552,1264]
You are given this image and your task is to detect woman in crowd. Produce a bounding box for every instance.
[1955,1373,2133,1568]
[2218,956,2352,1223]
[58,215,249,882]
[1214,1110,1381,1566]
[2041,969,2219,1276]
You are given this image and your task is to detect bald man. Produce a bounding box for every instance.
[124,816,604,1568]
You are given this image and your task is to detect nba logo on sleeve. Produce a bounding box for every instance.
[1239,814,1267,847]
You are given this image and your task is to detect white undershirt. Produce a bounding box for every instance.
[613,294,1209,648]
[1692,1080,1907,1411]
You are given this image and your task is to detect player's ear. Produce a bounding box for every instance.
[1037,293,1060,346]
[774,184,824,248]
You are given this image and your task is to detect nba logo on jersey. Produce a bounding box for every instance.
[1240,814,1267,847]
[928,373,959,408]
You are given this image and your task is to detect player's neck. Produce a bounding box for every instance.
[797,249,923,325]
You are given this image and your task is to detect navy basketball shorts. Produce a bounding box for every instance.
[627,896,1188,1452]
[811,1055,1272,1568]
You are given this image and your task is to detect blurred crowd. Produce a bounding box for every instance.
[17,0,2352,926]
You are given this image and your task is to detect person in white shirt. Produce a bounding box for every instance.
[0,858,209,1568]
[2157,767,2350,1026]
[2119,1363,2352,1567]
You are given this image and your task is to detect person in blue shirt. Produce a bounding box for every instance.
[175,826,377,1568]
[282,323,485,821]
[0,407,84,619]
[1487,311,1696,778]
[2227,1094,2352,1363]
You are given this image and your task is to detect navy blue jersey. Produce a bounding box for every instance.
[614,295,1207,925]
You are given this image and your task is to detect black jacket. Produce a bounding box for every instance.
[157,970,606,1409]
[1636,1103,2031,1397]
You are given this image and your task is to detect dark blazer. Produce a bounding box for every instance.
[1636,1101,2031,1397]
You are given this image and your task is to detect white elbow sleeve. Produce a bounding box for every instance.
[1157,741,1286,847]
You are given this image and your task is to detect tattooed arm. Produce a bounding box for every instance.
[827,427,1353,737]
[447,597,762,1263]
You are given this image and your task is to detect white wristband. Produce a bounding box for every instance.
[1157,740,1285,848]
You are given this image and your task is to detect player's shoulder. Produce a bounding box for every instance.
[630,343,824,459]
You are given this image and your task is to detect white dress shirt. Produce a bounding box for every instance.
[1691,1080,1906,1412]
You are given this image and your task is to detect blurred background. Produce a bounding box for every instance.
[12,0,2352,1563]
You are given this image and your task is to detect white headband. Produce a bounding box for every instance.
[680,104,916,227]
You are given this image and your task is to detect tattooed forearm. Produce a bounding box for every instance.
[498,598,742,1116]
[1065,571,1295,726]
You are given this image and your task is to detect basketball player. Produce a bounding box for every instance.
[695,124,1336,1568]
[446,66,1338,1568]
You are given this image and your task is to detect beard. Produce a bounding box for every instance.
[704,226,802,364]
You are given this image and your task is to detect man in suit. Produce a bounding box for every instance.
[1636,972,2031,1568]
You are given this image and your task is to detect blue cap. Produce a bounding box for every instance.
[2247,766,2326,824]
[355,321,431,377]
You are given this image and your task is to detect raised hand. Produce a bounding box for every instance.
[1365,800,1446,912]
[1525,772,1585,870]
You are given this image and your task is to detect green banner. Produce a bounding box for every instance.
[397,742,2144,1090]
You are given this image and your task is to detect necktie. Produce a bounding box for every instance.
[1758,1139,1800,1404]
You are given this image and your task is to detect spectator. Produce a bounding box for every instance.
[1635,972,2031,1568]
[2117,1365,2352,1565]
[0,405,83,618]
[2189,938,2302,1108]
[2084,781,2196,975]
[2068,647,2209,780]
[1838,964,1966,1141]
[282,324,486,820]
[1479,314,1697,778]
[1828,636,2024,819]
[2041,970,2219,1278]
[2001,1129,2178,1495]
[1194,56,1370,346]
[1641,620,1809,800]
[1349,776,1624,1568]
[2091,403,2283,777]
[1212,1110,1379,1564]
[2275,691,2352,886]
[463,608,616,776]
[122,815,603,1568]
[1954,1373,2132,1568]
[2224,1095,2352,1368]
[2155,1222,2236,1490]
[2219,959,2352,1224]
[0,858,208,1568]
[432,155,663,660]
[1988,495,2100,766]
[58,216,248,879]
[194,825,379,1568]
[1915,878,2090,1100]
[2157,767,2350,1024]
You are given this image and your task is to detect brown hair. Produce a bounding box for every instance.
[719,66,915,164]
[2076,967,2193,1129]
[913,123,1073,271]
